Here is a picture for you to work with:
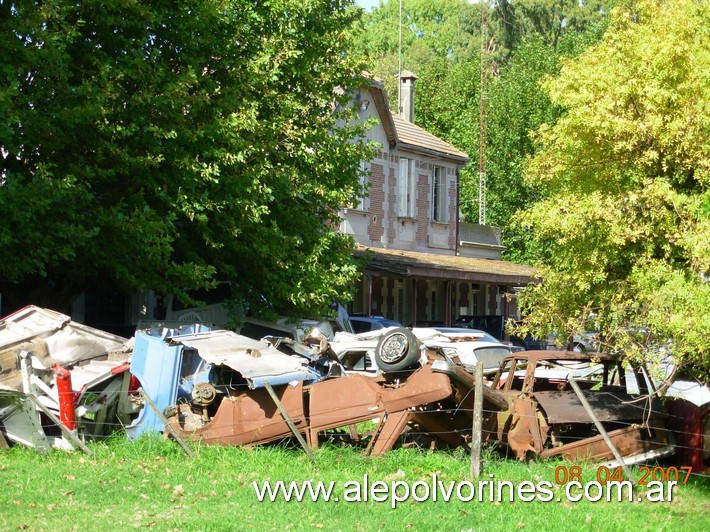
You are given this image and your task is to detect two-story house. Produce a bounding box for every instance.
[341,72,534,328]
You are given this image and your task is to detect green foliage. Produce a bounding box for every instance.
[516,0,710,377]
[354,0,481,109]
[510,0,616,49]
[0,0,370,317]
[486,29,605,263]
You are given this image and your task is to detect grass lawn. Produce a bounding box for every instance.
[1,436,708,531]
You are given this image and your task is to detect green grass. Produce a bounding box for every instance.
[1,436,708,531]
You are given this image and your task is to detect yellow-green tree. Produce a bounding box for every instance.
[517,0,710,378]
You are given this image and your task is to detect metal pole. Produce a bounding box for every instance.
[567,377,636,484]
[264,382,315,462]
[138,388,194,457]
[398,0,402,114]
[28,394,94,457]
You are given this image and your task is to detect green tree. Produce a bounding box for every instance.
[511,0,614,49]
[485,30,603,263]
[0,0,370,318]
[516,0,710,377]
[354,0,480,107]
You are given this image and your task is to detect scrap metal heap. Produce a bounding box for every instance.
[1,307,700,470]
[485,351,676,466]
[0,306,137,452]
[127,327,508,456]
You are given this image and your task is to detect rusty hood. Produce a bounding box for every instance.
[533,390,665,424]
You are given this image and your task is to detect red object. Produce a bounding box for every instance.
[128,374,141,396]
[665,398,710,474]
[110,362,131,375]
[51,364,77,431]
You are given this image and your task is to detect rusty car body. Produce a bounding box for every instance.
[487,350,676,465]
[129,326,507,455]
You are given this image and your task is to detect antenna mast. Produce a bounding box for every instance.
[398,0,403,114]
[478,0,488,225]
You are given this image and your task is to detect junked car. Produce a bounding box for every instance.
[0,306,136,452]
[349,316,403,334]
[414,328,517,375]
[128,325,508,455]
[487,350,676,465]
[331,327,515,377]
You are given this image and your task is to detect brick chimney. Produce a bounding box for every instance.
[399,70,417,123]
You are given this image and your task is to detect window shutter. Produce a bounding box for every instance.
[398,158,409,216]
[408,160,416,218]
[439,169,447,222]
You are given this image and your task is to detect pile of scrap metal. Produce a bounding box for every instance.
[1,309,697,468]
[485,351,678,466]
[0,306,136,453]
[127,325,508,455]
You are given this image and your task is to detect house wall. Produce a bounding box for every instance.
[339,88,459,256]
[342,84,511,326]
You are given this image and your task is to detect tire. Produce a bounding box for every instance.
[374,327,422,372]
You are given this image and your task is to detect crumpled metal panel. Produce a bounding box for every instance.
[126,333,184,439]
[169,382,306,446]
[505,397,546,459]
[0,387,50,451]
[127,329,319,439]
[162,362,508,456]
[0,306,134,452]
[0,305,130,390]
[664,399,710,474]
[169,330,314,388]
[539,422,671,462]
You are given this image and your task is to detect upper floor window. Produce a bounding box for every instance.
[397,158,416,218]
[432,166,447,222]
[354,161,370,211]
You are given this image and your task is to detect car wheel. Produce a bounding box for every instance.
[374,327,421,372]
[572,342,586,353]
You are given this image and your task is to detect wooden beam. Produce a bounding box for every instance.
[470,361,484,479]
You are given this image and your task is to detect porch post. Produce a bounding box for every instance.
[365,274,373,316]
[444,281,452,326]
[412,278,418,326]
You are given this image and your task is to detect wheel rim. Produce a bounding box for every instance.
[379,332,409,363]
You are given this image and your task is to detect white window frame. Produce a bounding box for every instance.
[432,165,447,223]
[397,157,416,218]
[354,161,370,211]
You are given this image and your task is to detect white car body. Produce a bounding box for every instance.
[329,327,514,376]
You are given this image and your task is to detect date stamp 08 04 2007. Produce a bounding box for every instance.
[553,465,693,486]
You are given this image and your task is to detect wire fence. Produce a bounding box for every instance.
[13,380,708,481]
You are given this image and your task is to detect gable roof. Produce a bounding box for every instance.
[392,115,469,163]
[365,74,468,164]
